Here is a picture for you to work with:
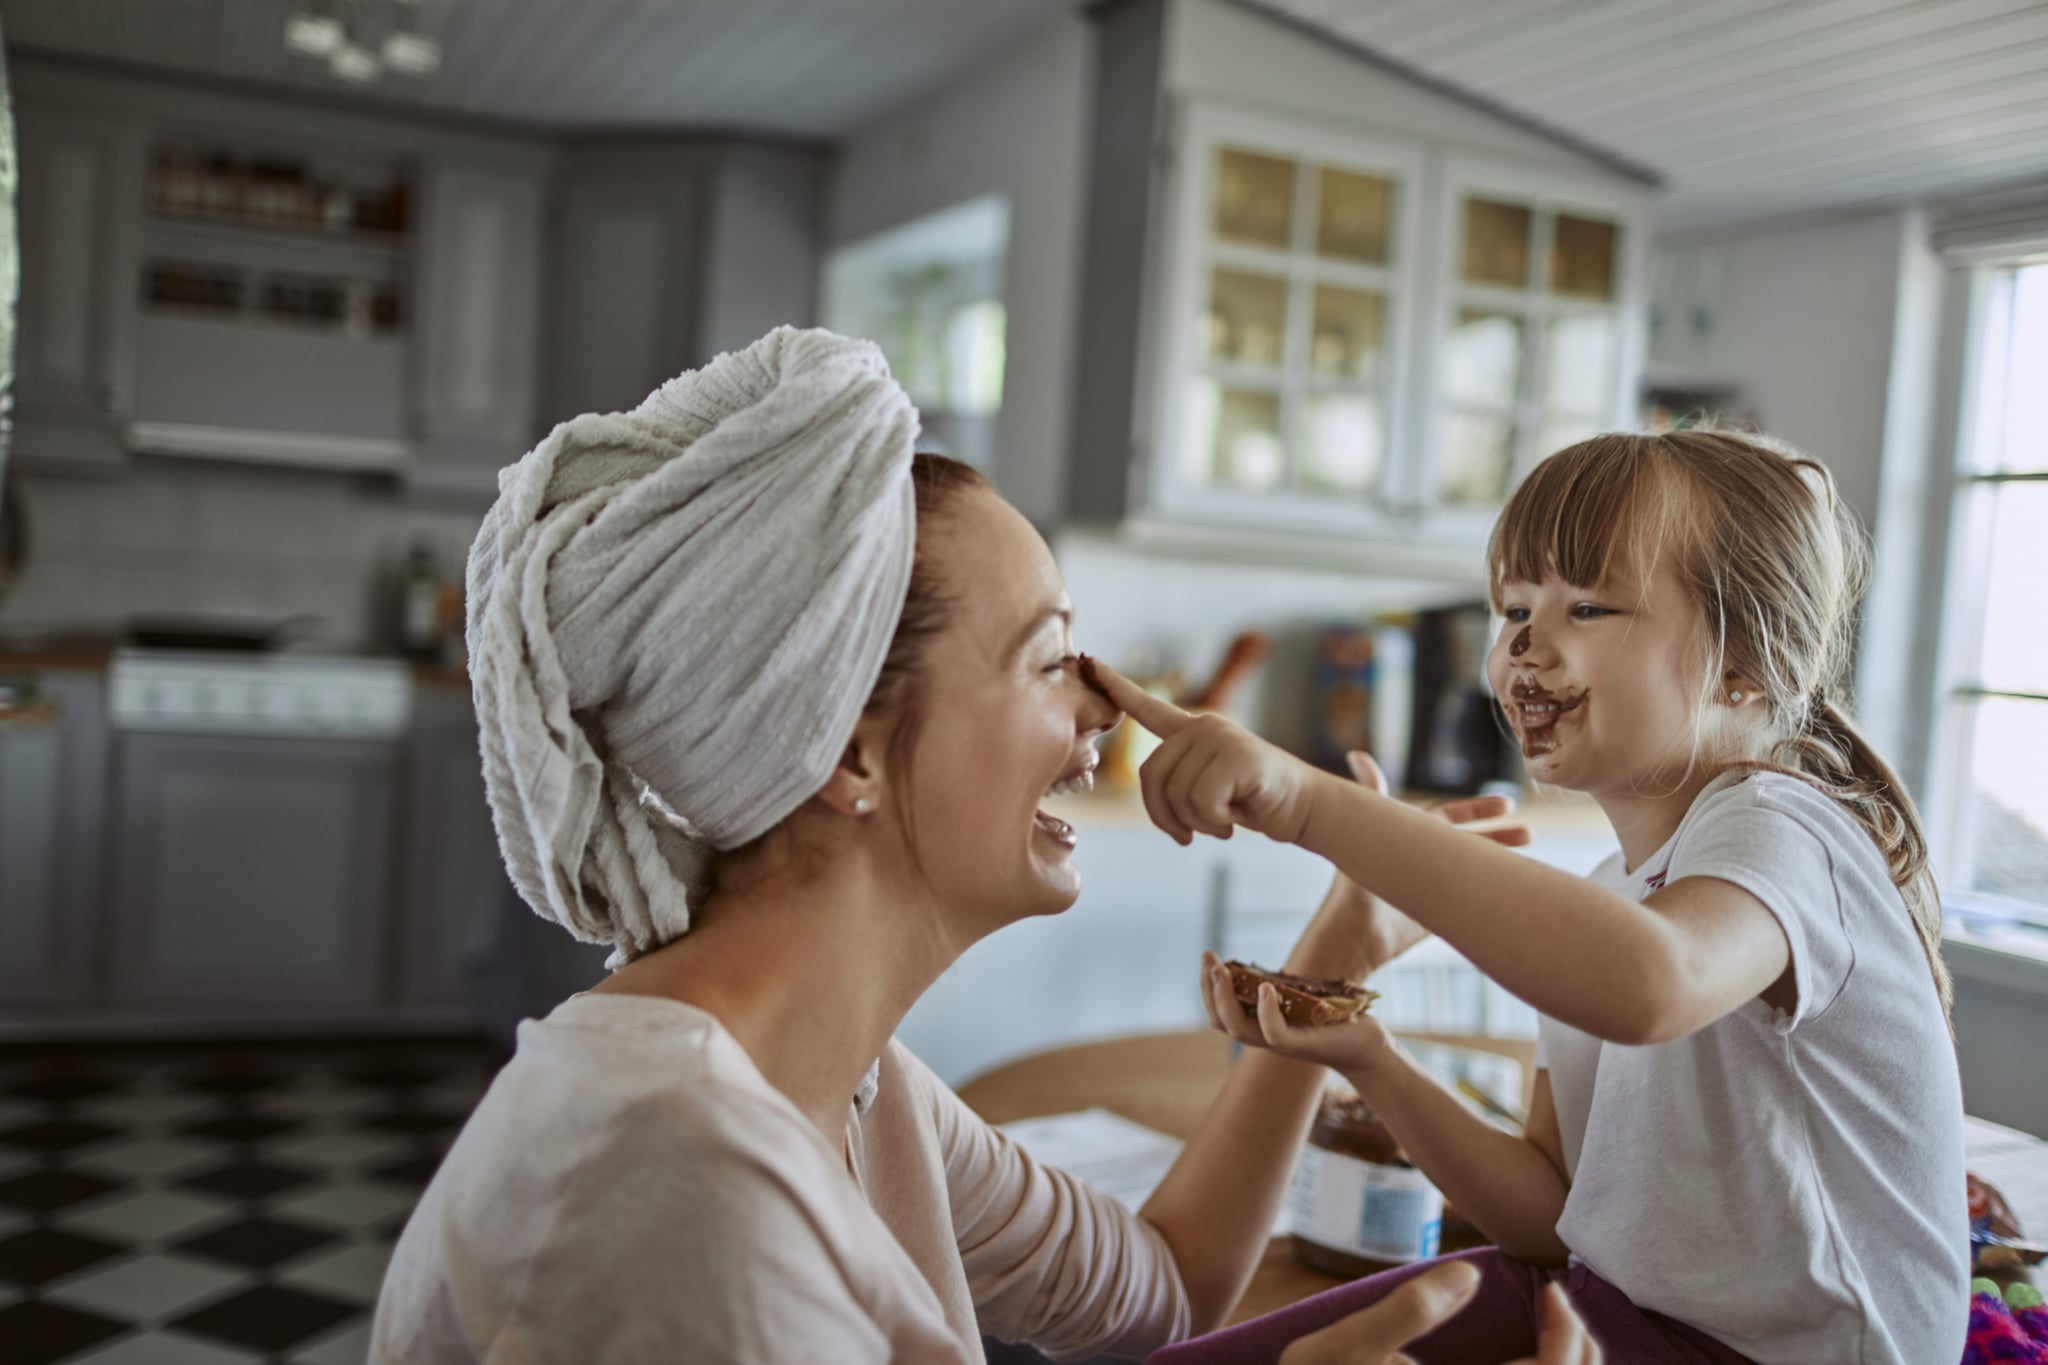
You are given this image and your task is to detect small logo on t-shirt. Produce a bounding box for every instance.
[1643,867,1668,891]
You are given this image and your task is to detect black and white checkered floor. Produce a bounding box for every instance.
[0,1040,498,1364]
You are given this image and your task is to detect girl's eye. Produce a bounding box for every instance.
[1571,604,1613,620]
[1502,607,1530,623]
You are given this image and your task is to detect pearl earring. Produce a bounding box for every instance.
[1729,690,1746,704]
[852,797,872,814]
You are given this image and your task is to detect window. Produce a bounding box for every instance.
[1933,260,2048,935]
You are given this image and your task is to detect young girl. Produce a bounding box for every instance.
[1095,430,1969,1365]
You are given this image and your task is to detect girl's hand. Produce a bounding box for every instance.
[1316,751,1534,972]
[1087,659,1327,846]
[1274,1260,1481,1365]
[1199,951,1395,1079]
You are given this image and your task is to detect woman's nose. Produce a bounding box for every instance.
[1069,658,1122,737]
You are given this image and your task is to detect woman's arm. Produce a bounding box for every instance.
[1135,909,1378,1335]
[1138,777,1528,1334]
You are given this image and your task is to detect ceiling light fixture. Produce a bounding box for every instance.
[285,1,444,84]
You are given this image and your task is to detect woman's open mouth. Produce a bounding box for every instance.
[1033,755,1097,849]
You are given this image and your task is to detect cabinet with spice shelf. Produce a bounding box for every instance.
[127,131,418,470]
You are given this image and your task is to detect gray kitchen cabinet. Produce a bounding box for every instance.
[546,144,710,425]
[107,733,397,1011]
[0,673,109,1006]
[395,687,509,1009]
[410,152,551,496]
[11,101,143,474]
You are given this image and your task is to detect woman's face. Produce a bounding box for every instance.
[890,488,1120,941]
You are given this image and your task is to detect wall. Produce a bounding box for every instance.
[0,461,484,652]
[1652,208,1915,536]
[823,14,1093,526]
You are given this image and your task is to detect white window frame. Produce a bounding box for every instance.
[1924,252,2048,972]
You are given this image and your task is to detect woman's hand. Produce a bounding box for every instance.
[1273,1265,1601,1365]
[1086,659,1331,846]
[1200,951,1396,1079]
[1275,1261,1477,1365]
[1511,1283,1602,1364]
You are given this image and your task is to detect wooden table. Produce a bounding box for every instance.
[958,1029,1531,1325]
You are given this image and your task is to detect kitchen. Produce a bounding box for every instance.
[0,2,2045,1362]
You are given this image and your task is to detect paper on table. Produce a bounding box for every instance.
[1001,1107,1293,1236]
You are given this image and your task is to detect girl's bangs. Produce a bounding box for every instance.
[1487,436,1682,603]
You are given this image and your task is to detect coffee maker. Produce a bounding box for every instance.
[1402,603,1514,795]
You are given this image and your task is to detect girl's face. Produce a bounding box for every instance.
[887,489,1120,943]
[1486,561,1719,795]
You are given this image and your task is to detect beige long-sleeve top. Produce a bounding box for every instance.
[371,994,1192,1363]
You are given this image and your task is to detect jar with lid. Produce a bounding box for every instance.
[1288,1083,1443,1277]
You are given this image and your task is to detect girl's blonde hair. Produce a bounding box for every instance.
[1487,429,1950,1016]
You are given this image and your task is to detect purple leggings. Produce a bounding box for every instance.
[1145,1249,1756,1365]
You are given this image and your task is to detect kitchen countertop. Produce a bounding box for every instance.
[1046,781,1613,838]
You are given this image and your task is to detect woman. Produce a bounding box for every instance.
[370,328,1583,1364]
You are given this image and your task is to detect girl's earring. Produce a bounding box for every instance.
[1728,690,1746,704]
[852,797,872,815]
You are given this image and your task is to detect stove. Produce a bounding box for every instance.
[108,649,414,739]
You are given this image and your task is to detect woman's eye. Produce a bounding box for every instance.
[1044,654,1078,676]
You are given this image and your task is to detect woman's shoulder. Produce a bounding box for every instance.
[481,994,839,1167]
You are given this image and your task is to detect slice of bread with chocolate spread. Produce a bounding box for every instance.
[1224,960,1378,1027]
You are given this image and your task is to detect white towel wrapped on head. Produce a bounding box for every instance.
[466,326,919,968]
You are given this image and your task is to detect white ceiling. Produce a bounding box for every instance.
[0,0,1070,138]
[1255,0,2048,230]
[4,0,2046,230]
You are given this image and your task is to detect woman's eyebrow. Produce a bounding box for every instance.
[1006,605,1073,659]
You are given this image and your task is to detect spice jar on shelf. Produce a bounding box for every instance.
[1288,1084,1444,1277]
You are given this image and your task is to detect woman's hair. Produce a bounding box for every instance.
[864,453,995,727]
[1488,429,1951,1016]
[707,453,991,893]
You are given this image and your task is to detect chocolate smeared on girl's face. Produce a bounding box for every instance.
[1487,564,1718,794]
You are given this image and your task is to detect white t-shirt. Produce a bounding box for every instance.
[1538,771,1968,1365]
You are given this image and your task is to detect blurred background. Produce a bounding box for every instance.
[0,3,2043,1353]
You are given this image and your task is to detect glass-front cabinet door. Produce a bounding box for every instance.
[1155,105,1424,532]
[1430,162,1642,520]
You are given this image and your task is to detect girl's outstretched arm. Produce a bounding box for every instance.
[1088,661,1792,1045]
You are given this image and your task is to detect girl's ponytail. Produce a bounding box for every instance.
[1769,697,1951,1016]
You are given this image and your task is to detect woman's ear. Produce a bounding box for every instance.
[814,713,890,817]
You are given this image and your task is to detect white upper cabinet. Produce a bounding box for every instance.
[1143,101,1650,559]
